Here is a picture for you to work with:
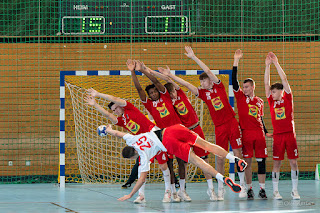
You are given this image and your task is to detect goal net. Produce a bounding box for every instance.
[60,70,232,184]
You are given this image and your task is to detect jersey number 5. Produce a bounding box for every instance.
[136,136,151,151]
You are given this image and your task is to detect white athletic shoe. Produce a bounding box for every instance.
[171,192,181,203]
[178,189,192,202]
[217,188,225,201]
[291,190,301,200]
[273,191,283,200]
[207,188,218,201]
[162,190,171,203]
[239,184,247,198]
[134,193,146,204]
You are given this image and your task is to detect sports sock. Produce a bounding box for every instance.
[259,183,265,189]
[272,172,280,192]
[179,179,186,192]
[162,168,171,191]
[238,172,245,185]
[171,184,176,193]
[207,179,214,190]
[291,170,299,191]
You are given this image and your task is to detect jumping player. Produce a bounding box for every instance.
[158,46,245,200]
[128,59,188,202]
[148,66,218,201]
[232,49,271,199]
[102,124,247,202]
[264,52,300,200]
[84,88,175,203]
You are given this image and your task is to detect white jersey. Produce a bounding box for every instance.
[123,131,167,173]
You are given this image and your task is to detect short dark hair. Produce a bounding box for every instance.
[243,78,255,86]
[122,146,136,158]
[270,82,284,90]
[199,72,209,80]
[145,84,156,95]
[108,102,115,110]
[164,83,175,94]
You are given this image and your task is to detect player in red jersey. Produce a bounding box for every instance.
[232,49,272,200]
[264,52,300,200]
[128,59,188,202]
[84,88,176,203]
[102,123,247,202]
[158,46,245,201]
[146,66,218,201]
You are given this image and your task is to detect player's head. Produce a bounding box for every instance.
[122,146,138,159]
[145,84,160,101]
[243,78,255,96]
[164,83,177,100]
[270,82,284,101]
[199,73,212,90]
[108,102,124,116]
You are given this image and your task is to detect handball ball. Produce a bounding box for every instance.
[97,125,107,137]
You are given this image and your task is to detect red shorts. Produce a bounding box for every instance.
[242,129,268,158]
[273,132,299,160]
[162,124,198,163]
[215,118,242,151]
[150,151,169,164]
[191,125,209,158]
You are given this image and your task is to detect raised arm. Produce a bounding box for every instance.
[264,54,272,97]
[84,95,118,123]
[157,66,180,90]
[87,88,126,106]
[135,60,166,93]
[184,46,219,83]
[127,59,147,101]
[269,52,291,93]
[158,66,198,95]
[232,49,243,91]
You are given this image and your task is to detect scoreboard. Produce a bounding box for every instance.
[60,0,190,35]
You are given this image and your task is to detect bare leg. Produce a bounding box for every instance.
[245,158,252,185]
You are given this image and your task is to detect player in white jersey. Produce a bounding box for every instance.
[103,124,248,202]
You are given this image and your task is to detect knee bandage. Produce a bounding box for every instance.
[257,158,266,174]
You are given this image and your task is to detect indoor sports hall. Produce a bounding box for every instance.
[0,0,319,212]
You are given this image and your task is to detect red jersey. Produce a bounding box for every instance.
[142,89,181,129]
[115,101,155,135]
[234,88,264,131]
[267,91,295,134]
[198,81,236,126]
[172,88,199,128]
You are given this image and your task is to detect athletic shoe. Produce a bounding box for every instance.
[171,192,181,203]
[217,188,225,201]
[133,193,146,204]
[223,177,241,193]
[239,184,247,198]
[247,188,254,200]
[121,182,132,189]
[207,188,218,201]
[291,190,300,200]
[162,190,171,203]
[273,191,283,200]
[178,189,192,202]
[258,188,268,199]
[235,158,248,172]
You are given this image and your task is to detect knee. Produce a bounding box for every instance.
[257,158,266,174]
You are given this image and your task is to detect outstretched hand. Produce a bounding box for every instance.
[234,49,243,60]
[84,94,96,106]
[126,59,136,71]
[135,60,147,72]
[265,55,272,66]
[118,194,131,201]
[87,88,99,97]
[184,46,196,58]
[268,52,278,64]
[158,65,171,76]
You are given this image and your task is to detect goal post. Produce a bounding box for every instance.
[59,69,234,188]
